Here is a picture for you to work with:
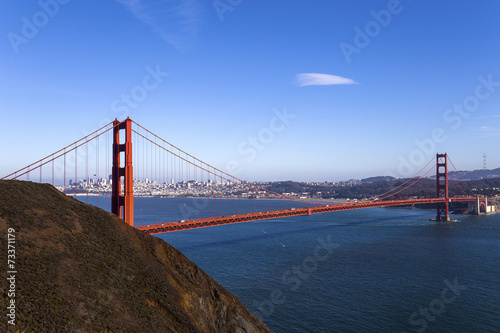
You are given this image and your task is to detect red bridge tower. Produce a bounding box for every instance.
[435,153,450,221]
[111,118,134,226]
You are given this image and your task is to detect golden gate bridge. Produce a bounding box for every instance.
[1,118,488,235]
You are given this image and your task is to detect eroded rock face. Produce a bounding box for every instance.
[0,180,272,333]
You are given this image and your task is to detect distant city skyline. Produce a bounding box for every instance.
[1,1,499,181]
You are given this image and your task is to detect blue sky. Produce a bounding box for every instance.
[1,0,499,181]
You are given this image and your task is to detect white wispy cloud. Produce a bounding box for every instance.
[477,125,500,138]
[116,0,203,49]
[296,73,358,87]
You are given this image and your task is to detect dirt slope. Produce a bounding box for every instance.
[0,180,271,333]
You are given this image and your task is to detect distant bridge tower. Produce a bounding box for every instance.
[435,153,450,221]
[111,118,134,226]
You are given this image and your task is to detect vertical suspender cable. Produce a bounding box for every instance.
[178,148,180,221]
[97,136,99,208]
[73,144,78,199]
[51,155,54,186]
[64,149,66,194]
[220,171,223,217]
[213,167,216,218]
[86,140,89,203]
[106,130,109,212]
[75,145,78,197]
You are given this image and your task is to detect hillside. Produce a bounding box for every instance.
[446,167,500,181]
[0,180,271,333]
[258,177,500,200]
[361,176,395,183]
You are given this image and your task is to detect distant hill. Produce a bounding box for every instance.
[447,167,500,181]
[361,176,395,183]
[0,181,271,333]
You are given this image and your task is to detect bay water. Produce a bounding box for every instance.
[81,196,500,332]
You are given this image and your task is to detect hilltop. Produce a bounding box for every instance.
[0,180,271,333]
[360,176,395,183]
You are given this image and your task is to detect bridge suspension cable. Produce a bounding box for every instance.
[1,121,116,181]
[1,121,120,212]
[447,156,476,197]
[2,118,485,233]
[367,155,435,202]
[376,160,435,201]
[131,120,331,206]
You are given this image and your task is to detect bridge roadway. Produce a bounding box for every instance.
[137,197,481,235]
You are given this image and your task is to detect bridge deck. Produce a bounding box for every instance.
[137,197,481,235]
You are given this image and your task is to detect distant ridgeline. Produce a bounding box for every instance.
[446,167,500,181]
[259,176,500,200]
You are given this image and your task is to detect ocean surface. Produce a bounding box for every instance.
[81,197,500,332]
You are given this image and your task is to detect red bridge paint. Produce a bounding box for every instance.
[1,118,488,235]
[137,197,484,235]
